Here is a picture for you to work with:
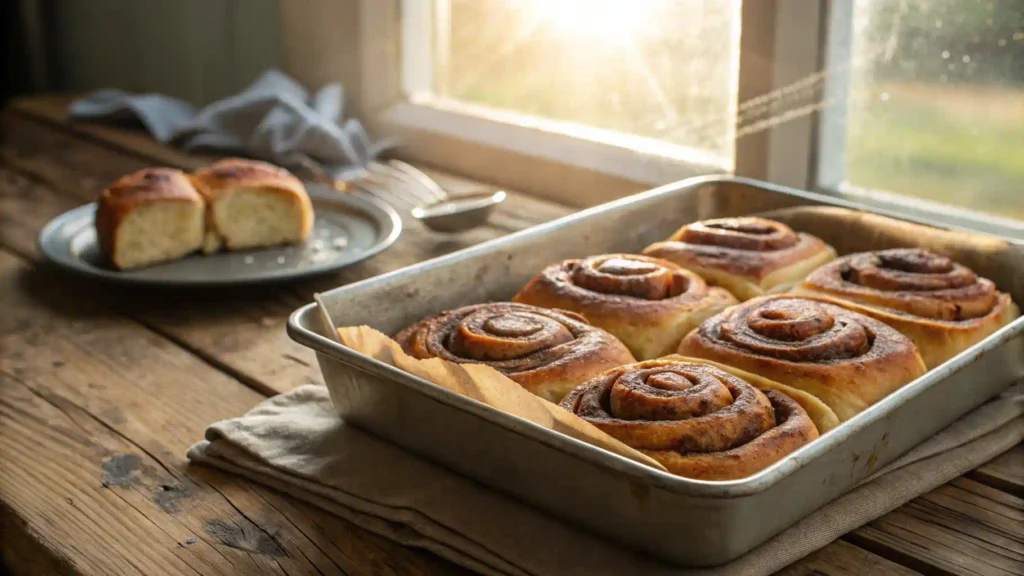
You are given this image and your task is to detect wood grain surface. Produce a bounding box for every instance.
[0,95,1021,576]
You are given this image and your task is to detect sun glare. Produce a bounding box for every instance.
[527,0,658,40]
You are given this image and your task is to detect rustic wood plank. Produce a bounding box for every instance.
[3,97,573,263]
[6,93,573,230]
[3,93,1004,576]
[0,200,914,576]
[970,445,1024,497]
[846,477,1024,576]
[0,249,466,576]
[0,155,316,395]
[10,93,648,209]
[0,245,934,576]
[774,539,922,576]
[0,108,574,397]
[9,93,214,170]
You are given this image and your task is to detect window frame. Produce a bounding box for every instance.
[358,0,738,206]
[810,1,1024,239]
[350,0,1024,237]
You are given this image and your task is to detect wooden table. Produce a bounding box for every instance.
[0,95,1021,576]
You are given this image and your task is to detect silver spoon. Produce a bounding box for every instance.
[410,189,507,233]
[385,160,507,233]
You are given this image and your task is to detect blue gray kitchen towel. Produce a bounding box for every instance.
[69,70,392,178]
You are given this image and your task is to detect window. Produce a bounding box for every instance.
[837,0,1024,222]
[350,0,1024,230]
[388,0,739,200]
[431,0,739,161]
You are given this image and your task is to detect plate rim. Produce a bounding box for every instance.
[36,187,403,287]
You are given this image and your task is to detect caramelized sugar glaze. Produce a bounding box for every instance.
[561,360,819,480]
[797,249,1018,368]
[514,254,736,360]
[643,217,836,300]
[396,302,635,401]
[678,295,926,420]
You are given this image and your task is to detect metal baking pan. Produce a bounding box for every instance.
[287,176,1024,566]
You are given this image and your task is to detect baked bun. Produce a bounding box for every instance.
[95,168,205,270]
[513,254,737,360]
[191,158,314,252]
[560,358,835,480]
[677,295,926,420]
[795,248,1019,368]
[643,217,836,300]
[395,302,636,402]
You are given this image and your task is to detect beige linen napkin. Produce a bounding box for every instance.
[187,383,1023,576]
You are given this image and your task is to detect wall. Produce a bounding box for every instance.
[49,0,283,105]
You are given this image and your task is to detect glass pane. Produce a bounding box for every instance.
[435,0,741,160]
[845,0,1024,219]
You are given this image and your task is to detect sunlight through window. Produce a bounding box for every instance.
[528,0,656,41]
[430,0,740,160]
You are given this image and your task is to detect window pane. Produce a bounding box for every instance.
[434,0,740,160]
[845,0,1024,219]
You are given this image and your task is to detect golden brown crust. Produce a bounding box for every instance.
[560,359,819,480]
[190,158,307,201]
[642,217,836,299]
[95,168,203,265]
[513,254,737,360]
[190,158,314,247]
[796,248,1019,368]
[395,302,636,402]
[676,295,927,421]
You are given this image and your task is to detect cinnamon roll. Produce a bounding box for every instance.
[643,217,836,300]
[560,359,829,480]
[796,248,1019,369]
[676,295,926,420]
[513,254,737,360]
[396,302,636,402]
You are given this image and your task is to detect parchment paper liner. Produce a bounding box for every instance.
[332,324,666,471]
[327,319,841,476]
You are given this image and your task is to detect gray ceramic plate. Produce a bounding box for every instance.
[37,184,402,287]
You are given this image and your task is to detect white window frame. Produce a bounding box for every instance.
[358,0,741,206]
[348,0,1024,236]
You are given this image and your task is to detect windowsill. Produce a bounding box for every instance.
[825,182,1024,242]
[378,97,730,202]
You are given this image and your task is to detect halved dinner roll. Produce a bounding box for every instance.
[191,158,314,252]
[95,167,205,270]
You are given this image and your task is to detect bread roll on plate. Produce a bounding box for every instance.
[191,158,314,253]
[95,168,205,270]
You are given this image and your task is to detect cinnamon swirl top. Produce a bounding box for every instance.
[516,254,736,320]
[692,295,903,364]
[513,254,737,360]
[643,217,833,280]
[800,249,1003,322]
[570,255,690,301]
[560,359,819,480]
[677,295,927,420]
[396,302,636,401]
